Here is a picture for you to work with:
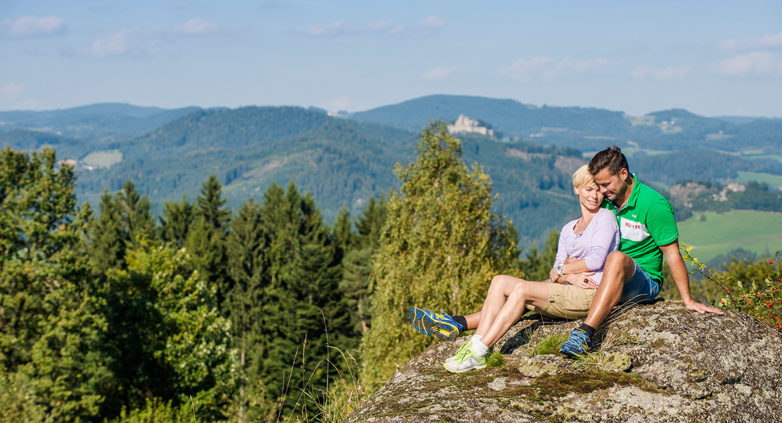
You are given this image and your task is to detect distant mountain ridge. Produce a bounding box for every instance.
[1,96,780,245]
[351,94,782,153]
[0,102,200,139]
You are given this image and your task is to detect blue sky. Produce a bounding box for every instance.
[2,0,781,117]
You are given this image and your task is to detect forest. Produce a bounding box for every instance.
[1,123,779,423]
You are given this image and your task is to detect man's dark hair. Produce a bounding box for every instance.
[588,145,629,176]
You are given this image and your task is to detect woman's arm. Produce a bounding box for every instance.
[561,211,618,275]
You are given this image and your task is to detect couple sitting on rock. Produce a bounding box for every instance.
[410,146,723,373]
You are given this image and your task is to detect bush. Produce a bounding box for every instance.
[683,245,782,329]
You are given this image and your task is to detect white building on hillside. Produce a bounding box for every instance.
[447,114,494,137]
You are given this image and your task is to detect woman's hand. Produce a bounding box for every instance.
[563,273,597,289]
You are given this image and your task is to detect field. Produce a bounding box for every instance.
[678,210,782,263]
[81,150,122,168]
[736,171,782,189]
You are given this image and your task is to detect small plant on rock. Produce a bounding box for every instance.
[531,333,570,356]
[683,245,782,330]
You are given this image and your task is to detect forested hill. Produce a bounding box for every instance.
[2,98,781,244]
[0,102,199,139]
[351,94,782,153]
[72,105,580,244]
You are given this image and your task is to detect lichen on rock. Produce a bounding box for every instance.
[346,301,782,422]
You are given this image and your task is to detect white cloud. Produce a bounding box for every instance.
[631,65,693,80]
[0,83,35,110]
[718,31,782,50]
[318,96,352,112]
[419,15,446,28]
[367,20,403,35]
[421,66,459,80]
[500,56,620,80]
[309,16,446,38]
[308,21,344,37]
[0,83,27,101]
[91,27,163,57]
[1,16,64,36]
[712,51,782,77]
[175,18,217,35]
[91,19,220,57]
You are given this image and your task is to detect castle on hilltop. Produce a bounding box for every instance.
[447,114,494,137]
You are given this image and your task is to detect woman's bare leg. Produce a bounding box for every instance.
[480,281,550,348]
[475,275,532,337]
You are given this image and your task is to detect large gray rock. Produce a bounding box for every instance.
[347,301,782,422]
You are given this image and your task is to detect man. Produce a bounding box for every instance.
[409,146,722,357]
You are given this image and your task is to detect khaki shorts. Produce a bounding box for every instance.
[526,283,596,320]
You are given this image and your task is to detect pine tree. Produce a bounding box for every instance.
[340,196,388,333]
[160,195,194,246]
[193,175,231,307]
[225,199,269,421]
[90,190,126,272]
[118,180,156,242]
[251,182,357,417]
[359,123,522,388]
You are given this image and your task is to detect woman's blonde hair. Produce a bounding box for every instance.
[572,164,595,189]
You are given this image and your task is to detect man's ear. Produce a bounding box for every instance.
[619,167,629,181]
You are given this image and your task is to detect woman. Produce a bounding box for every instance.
[410,164,619,372]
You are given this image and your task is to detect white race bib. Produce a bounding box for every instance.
[620,217,650,242]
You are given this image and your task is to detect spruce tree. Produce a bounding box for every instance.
[359,123,522,388]
[340,196,388,333]
[225,199,269,421]
[252,182,356,417]
[90,190,126,272]
[118,180,156,242]
[193,175,231,307]
[160,195,194,246]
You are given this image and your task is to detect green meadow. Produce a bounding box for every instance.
[737,171,782,189]
[678,210,782,263]
[81,149,122,168]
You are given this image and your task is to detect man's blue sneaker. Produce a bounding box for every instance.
[408,307,463,340]
[559,328,593,358]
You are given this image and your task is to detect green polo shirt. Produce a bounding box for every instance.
[604,175,678,282]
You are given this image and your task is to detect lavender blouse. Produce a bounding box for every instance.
[554,208,620,286]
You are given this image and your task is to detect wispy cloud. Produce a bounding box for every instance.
[317,96,352,112]
[308,21,344,37]
[91,27,162,56]
[1,16,64,36]
[0,83,27,101]
[419,15,446,28]
[631,65,693,80]
[307,16,446,38]
[718,31,782,50]
[712,51,782,77]
[500,56,621,80]
[175,18,217,35]
[91,19,220,57]
[0,83,36,109]
[421,66,459,81]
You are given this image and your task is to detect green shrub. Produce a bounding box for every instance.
[683,245,781,329]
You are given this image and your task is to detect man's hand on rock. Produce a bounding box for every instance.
[684,299,724,315]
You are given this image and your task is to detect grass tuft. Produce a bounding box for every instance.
[531,333,569,356]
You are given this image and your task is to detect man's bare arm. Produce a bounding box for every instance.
[660,241,724,315]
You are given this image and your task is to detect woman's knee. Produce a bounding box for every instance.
[489,274,518,295]
[509,282,529,301]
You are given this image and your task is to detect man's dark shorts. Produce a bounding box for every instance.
[620,260,660,304]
